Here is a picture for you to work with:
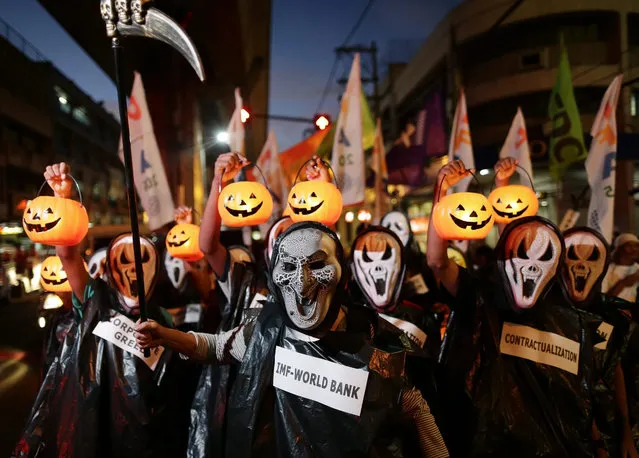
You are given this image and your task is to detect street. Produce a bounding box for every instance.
[0,296,45,457]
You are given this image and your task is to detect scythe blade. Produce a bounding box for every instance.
[116,7,205,81]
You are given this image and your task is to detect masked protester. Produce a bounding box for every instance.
[136,221,449,458]
[558,227,639,458]
[380,210,444,357]
[427,159,599,458]
[14,163,184,458]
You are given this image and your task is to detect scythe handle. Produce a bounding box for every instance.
[112,37,150,357]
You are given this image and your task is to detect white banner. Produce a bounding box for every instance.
[273,346,369,416]
[594,322,613,351]
[331,54,364,206]
[257,131,287,235]
[499,322,580,375]
[447,90,474,193]
[228,87,245,156]
[379,314,427,348]
[500,108,533,183]
[93,312,165,370]
[119,72,175,230]
[586,75,623,243]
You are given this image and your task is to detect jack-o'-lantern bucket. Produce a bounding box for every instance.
[218,165,274,227]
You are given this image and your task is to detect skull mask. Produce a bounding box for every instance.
[498,217,563,309]
[164,250,187,291]
[107,233,159,314]
[381,211,411,247]
[88,248,108,281]
[271,223,342,331]
[266,216,294,263]
[561,228,609,304]
[351,227,404,311]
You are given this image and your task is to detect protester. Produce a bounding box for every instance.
[602,233,639,303]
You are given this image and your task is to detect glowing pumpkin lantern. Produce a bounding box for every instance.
[166,223,204,261]
[218,181,273,227]
[39,256,88,293]
[432,192,494,240]
[23,178,89,246]
[287,181,343,225]
[488,185,539,224]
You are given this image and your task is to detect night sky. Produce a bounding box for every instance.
[0,0,460,150]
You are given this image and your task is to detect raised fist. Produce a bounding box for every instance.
[44,162,72,199]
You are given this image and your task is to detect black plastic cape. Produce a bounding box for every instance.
[187,259,267,458]
[13,279,184,458]
[225,300,424,458]
[41,309,75,377]
[440,266,598,458]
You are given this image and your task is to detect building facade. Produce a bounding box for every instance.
[0,18,126,227]
[379,0,639,238]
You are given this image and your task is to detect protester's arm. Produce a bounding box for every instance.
[615,362,639,458]
[135,318,252,364]
[426,160,472,296]
[44,162,88,300]
[199,153,248,277]
[401,387,449,458]
[494,157,518,235]
[606,271,639,298]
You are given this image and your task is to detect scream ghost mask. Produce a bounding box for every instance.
[351,227,404,312]
[497,217,564,310]
[270,222,343,332]
[381,211,411,247]
[561,227,609,305]
[266,216,294,263]
[88,247,107,281]
[107,233,159,314]
[164,250,187,290]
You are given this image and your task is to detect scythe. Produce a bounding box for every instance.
[100,0,205,355]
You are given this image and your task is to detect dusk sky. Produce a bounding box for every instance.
[0,0,461,150]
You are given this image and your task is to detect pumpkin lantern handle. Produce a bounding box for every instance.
[292,158,340,190]
[252,164,282,205]
[436,169,482,200]
[490,164,535,193]
[36,174,84,204]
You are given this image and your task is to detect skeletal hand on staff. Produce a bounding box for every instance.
[100,0,151,36]
[494,157,518,186]
[306,155,330,182]
[44,162,72,199]
[175,206,193,224]
[437,160,473,194]
[214,152,249,184]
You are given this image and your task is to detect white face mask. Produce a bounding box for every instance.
[108,234,158,313]
[352,230,403,311]
[267,217,293,262]
[502,221,561,309]
[562,230,607,303]
[88,248,107,281]
[164,251,187,290]
[272,227,341,331]
[381,211,410,247]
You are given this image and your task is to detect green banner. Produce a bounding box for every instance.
[548,40,586,180]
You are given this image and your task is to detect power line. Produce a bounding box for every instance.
[315,0,376,113]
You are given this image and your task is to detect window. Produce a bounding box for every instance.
[632,90,639,117]
[72,107,91,126]
[54,86,71,114]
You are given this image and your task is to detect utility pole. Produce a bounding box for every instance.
[335,42,380,117]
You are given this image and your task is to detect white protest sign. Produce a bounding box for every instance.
[249,292,267,310]
[185,303,201,324]
[499,322,580,375]
[380,314,427,348]
[595,322,613,351]
[93,313,165,370]
[406,274,429,295]
[273,346,369,416]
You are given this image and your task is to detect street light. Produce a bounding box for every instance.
[216,131,229,143]
[314,113,331,131]
[241,108,250,123]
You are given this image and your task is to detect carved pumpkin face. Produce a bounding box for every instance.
[287,181,343,225]
[561,228,609,304]
[488,185,539,224]
[88,248,108,281]
[351,227,404,312]
[218,182,273,227]
[107,234,159,314]
[40,256,72,293]
[432,192,494,240]
[166,223,203,261]
[499,218,563,309]
[23,196,89,246]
